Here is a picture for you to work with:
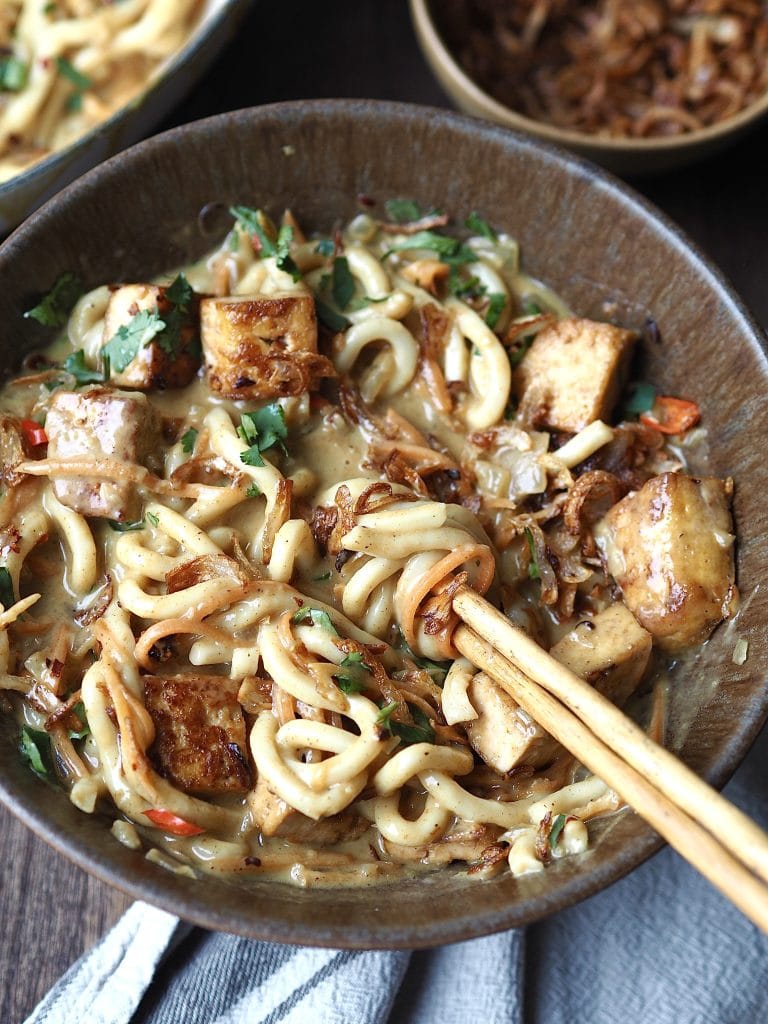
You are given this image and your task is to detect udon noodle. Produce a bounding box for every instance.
[0,200,736,886]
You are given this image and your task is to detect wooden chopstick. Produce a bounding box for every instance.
[451,587,768,932]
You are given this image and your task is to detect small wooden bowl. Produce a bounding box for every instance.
[410,0,768,176]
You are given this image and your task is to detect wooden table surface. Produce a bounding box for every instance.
[2,2,767,1021]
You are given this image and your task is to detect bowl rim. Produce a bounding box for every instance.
[0,0,249,200]
[1,98,767,947]
[409,0,768,154]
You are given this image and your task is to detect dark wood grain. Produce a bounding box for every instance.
[1,0,767,1019]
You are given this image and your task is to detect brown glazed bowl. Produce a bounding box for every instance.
[0,101,766,948]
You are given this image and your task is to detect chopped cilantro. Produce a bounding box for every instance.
[20,727,51,778]
[62,349,106,386]
[485,293,506,330]
[385,231,475,266]
[246,483,262,498]
[181,428,198,454]
[314,571,331,581]
[146,511,159,527]
[237,404,288,467]
[0,566,13,608]
[334,652,371,694]
[229,207,301,280]
[385,198,422,223]
[523,300,542,316]
[525,527,541,580]
[465,211,497,241]
[107,519,145,532]
[376,701,399,728]
[315,298,351,332]
[395,630,451,684]
[331,257,355,311]
[156,273,194,356]
[165,272,193,310]
[24,272,83,328]
[391,705,435,746]
[449,272,486,300]
[291,606,339,634]
[315,239,335,257]
[508,336,534,369]
[623,381,657,416]
[102,308,166,373]
[0,56,28,92]
[68,701,90,741]
[56,56,91,91]
[549,813,567,849]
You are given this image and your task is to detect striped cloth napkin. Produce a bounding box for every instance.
[26,726,768,1024]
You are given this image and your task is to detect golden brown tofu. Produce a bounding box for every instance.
[103,283,200,390]
[249,774,366,845]
[201,292,334,399]
[465,672,560,772]
[595,473,738,654]
[45,388,159,521]
[550,604,652,707]
[144,674,251,794]
[515,317,635,432]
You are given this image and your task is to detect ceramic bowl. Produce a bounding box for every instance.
[410,0,768,176]
[0,100,766,948]
[0,0,252,234]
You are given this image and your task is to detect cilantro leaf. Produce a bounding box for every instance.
[395,630,451,683]
[107,519,145,532]
[181,428,198,455]
[165,272,193,311]
[332,257,355,311]
[391,705,435,746]
[525,527,541,580]
[146,511,159,527]
[549,812,567,849]
[385,198,422,223]
[385,231,475,266]
[315,298,351,332]
[376,701,399,728]
[334,652,371,694]
[449,272,485,300]
[102,308,166,373]
[485,293,506,330]
[62,349,106,386]
[315,239,335,257]
[465,211,497,241]
[314,571,331,581]
[523,300,542,316]
[623,382,657,416]
[0,56,28,92]
[291,606,339,634]
[237,404,288,467]
[0,566,14,608]
[246,483,262,498]
[229,207,301,280]
[508,336,535,369]
[24,272,83,328]
[56,56,91,91]
[20,727,52,778]
[68,702,90,741]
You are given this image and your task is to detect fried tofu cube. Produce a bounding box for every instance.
[595,473,738,654]
[45,388,159,521]
[515,317,636,432]
[103,283,200,390]
[249,774,365,845]
[144,674,251,794]
[465,671,560,772]
[201,292,328,400]
[550,604,652,707]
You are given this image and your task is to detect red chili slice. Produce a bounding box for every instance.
[640,396,701,435]
[20,419,48,447]
[145,808,205,836]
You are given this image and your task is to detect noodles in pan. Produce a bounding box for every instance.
[0,201,736,886]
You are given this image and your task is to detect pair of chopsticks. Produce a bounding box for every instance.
[451,586,768,932]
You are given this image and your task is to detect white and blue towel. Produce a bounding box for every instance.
[26,726,768,1024]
